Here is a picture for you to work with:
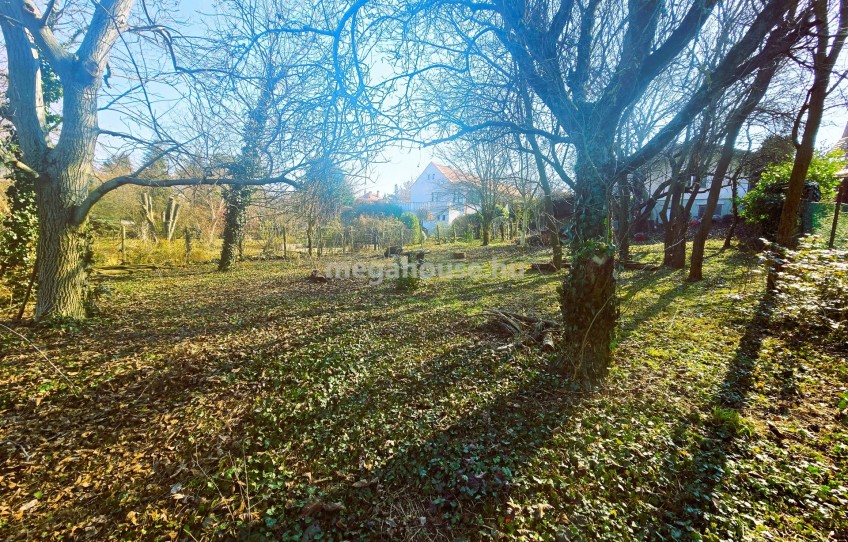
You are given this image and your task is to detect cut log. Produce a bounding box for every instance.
[452,252,466,260]
[308,270,328,283]
[541,332,555,352]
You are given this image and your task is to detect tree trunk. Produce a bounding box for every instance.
[536,155,563,268]
[481,217,490,246]
[34,173,91,320]
[829,180,847,248]
[219,186,251,271]
[723,174,741,249]
[775,0,847,251]
[559,148,617,384]
[617,175,631,261]
[663,178,688,269]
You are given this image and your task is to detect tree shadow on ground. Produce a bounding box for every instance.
[242,344,587,540]
[653,294,773,537]
[0,303,384,540]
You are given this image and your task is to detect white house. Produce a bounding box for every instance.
[639,156,751,222]
[648,176,751,222]
[399,162,482,230]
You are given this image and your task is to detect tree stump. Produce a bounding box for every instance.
[452,251,466,260]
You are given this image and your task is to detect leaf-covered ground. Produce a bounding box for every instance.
[1,241,846,541]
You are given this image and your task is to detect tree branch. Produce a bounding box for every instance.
[73,174,303,225]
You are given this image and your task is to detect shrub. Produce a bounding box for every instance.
[770,238,848,347]
[399,212,421,244]
[741,149,844,239]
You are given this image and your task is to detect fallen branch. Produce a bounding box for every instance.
[484,309,559,350]
[618,260,660,271]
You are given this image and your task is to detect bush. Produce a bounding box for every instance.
[345,201,404,220]
[399,212,421,244]
[451,213,480,240]
[770,238,848,347]
[741,149,844,239]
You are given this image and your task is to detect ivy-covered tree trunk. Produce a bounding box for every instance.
[559,146,618,384]
[218,64,278,271]
[218,186,252,271]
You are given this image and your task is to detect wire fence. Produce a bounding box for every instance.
[804,201,848,249]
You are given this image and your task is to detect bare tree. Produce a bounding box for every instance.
[0,0,364,319]
[775,0,848,253]
[688,57,781,280]
[356,0,808,381]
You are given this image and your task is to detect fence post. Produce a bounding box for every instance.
[829,180,847,249]
[120,223,127,265]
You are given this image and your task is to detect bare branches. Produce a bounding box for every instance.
[74,172,302,225]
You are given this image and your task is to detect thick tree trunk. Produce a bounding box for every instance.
[32,78,100,320]
[0,0,132,321]
[481,217,490,246]
[219,186,251,271]
[559,148,617,384]
[34,172,91,320]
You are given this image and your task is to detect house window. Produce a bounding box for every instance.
[698,204,723,218]
[467,192,480,205]
[453,191,464,204]
[431,192,439,202]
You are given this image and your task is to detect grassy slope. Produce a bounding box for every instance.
[0,241,846,541]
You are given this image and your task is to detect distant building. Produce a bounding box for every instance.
[638,153,751,223]
[355,190,384,204]
[399,162,483,230]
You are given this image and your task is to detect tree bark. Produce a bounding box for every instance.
[663,176,688,269]
[33,168,93,320]
[219,186,252,270]
[722,174,741,249]
[559,146,617,384]
[480,213,491,246]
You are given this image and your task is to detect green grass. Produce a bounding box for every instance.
[0,240,846,540]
